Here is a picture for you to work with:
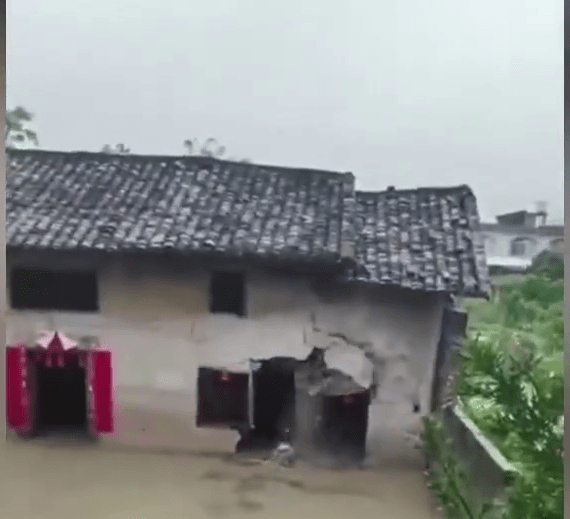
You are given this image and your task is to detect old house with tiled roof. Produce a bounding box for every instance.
[6,149,488,464]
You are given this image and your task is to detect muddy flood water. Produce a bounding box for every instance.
[1,436,439,519]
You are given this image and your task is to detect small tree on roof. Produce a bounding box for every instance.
[6,106,39,148]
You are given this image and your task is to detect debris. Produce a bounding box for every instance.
[271,441,295,467]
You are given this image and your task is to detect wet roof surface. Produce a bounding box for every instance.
[352,186,489,296]
[7,150,354,265]
[7,149,488,296]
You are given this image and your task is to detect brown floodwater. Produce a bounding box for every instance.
[1,436,439,519]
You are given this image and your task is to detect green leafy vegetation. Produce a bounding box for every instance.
[428,274,563,519]
[527,250,564,281]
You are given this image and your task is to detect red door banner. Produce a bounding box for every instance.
[88,350,114,434]
[6,345,30,433]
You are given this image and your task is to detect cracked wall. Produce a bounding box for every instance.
[305,284,445,464]
[6,256,444,461]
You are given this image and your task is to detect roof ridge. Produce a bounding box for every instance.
[356,184,473,197]
[6,147,350,179]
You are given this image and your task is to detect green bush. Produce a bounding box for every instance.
[428,273,563,519]
[527,250,564,281]
[501,276,563,328]
[458,338,562,517]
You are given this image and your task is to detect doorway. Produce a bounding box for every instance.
[318,390,370,463]
[251,357,297,444]
[7,343,114,438]
[35,355,88,435]
[195,358,298,454]
[233,357,297,454]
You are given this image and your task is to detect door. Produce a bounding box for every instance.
[196,367,249,428]
[88,350,114,435]
[26,352,38,436]
[319,390,370,460]
[6,345,31,434]
[252,359,296,437]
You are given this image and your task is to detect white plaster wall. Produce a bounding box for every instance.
[482,229,558,265]
[307,286,444,465]
[6,259,443,464]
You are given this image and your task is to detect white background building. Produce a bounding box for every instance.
[480,207,563,274]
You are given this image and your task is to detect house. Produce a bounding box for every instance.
[481,207,563,275]
[5,149,488,464]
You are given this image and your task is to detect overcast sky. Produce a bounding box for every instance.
[7,0,564,223]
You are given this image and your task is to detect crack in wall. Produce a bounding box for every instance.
[305,312,422,412]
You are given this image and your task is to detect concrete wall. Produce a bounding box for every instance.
[6,255,444,465]
[482,228,561,266]
[442,405,517,509]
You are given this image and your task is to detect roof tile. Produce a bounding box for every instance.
[7,149,489,296]
[7,150,352,266]
[350,186,489,296]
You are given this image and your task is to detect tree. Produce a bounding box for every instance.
[6,106,39,147]
[528,250,564,281]
[183,138,250,162]
[183,138,225,158]
[101,143,131,154]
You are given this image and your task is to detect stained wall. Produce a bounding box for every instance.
[6,255,444,464]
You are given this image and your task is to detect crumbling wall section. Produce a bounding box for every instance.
[306,285,445,464]
[293,348,369,460]
[293,351,324,458]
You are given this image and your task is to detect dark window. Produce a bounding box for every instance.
[510,238,530,256]
[209,272,246,317]
[10,268,99,312]
[196,367,250,428]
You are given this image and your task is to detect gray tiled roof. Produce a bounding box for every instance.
[7,150,354,266]
[7,149,489,296]
[351,186,489,296]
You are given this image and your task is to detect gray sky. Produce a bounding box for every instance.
[7,0,564,223]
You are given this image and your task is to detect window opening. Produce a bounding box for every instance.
[10,268,99,312]
[209,272,246,317]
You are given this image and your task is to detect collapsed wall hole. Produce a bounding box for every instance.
[318,388,370,463]
[298,352,371,465]
[235,348,372,464]
[205,346,372,464]
[36,356,87,435]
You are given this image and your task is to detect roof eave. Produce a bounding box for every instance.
[6,244,347,276]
